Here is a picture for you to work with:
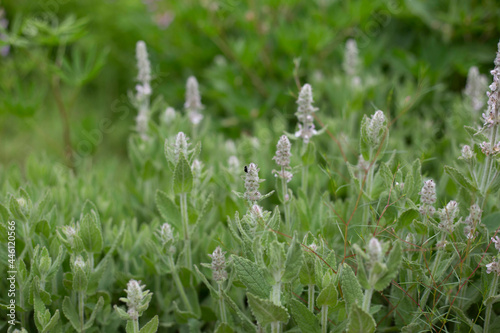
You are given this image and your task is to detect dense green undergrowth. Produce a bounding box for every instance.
[2,1,500,332]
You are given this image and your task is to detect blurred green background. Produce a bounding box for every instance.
[1,0,499,173]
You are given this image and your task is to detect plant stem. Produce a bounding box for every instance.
[362,288,373,313]
[484,273,499,333]
[321,305,329,333]
[308,284,315,312]
[132,318,139,333]
[302,164,309,195]
[79,291,85,333]
[271,281,282,332]
[180,192,192,268]
[168,255,192,313]
[218,283,227,324]
[281,166,290,229]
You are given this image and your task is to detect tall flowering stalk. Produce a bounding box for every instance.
[295,84,318,193]
[343,39,361,87]
[478,40,500,203]
[134,41,152,141]
[484,237,500,333]
[273,135,293,227]
[464,66,488,113]
[185,76,204,136]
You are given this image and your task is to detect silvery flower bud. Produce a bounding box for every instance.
[74,255,86,270]
[368,237,383,262]
[459,145,475,160]
[273,135,292,167]
[209,246,227,283]
[184,76,204,125]
[437,200,459,233]
[135,41,151,98]
[492,236,500,251]
[173,132,190,163]
[480,141,500,156]
[343,39,361,87]
[464,66,488,112]
[159,223,174,245]
[486,260,500,275]
[295,84,318,144]
[161,107,176,124]
[367,110,387,146]
[419,179,437,216]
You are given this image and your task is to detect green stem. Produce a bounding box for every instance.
[218,283,227,324]
[484,273,499,333]
[321,305,329,333]
[281,166,290,230]
[302,164,309,195]
[168,255,192,312]
[132,318,139,333]
[79,291,85,333]
[180,193,192,268]
[362,288,373,313]
[308,284,315,312]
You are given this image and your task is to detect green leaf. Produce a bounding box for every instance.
[72,266,88,293]
[302,142,316,166]
[193,265,219,298]
[215,323,234,333]
[232,255,271,299]
[483,212,500,233]
[41,310,60,333]
[155,190,181,229]
[347,303,376,333]
[173,153,193,194]
[374,242,402,291]
[378,162,393,189]
[317,283,338,307]
[139,315,159,333]
[79,213,103,253]
[288,298,320,333]
[83,296,104,329]
[397,209,419,231]
[341,264,363,310]
[444,166,477,194]
[221,290,256,332]
[0,203,9,223]
[62,296,80,331]
[282,234,303,282]
[247,292,289,326]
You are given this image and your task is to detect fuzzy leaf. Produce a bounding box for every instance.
[173,153,193,194]
[397,209,419,231]
[247,292,289,326]
[341,264,363,309]
[444,166,477,194]
[79,213,103,253]
[282,234,303,283]
[83,296,104,329]
[232,255,271,299]
[221,290,256,332]
[215,322,234,333]
[288,298,320,333]
[347,303,376,333]
[317,283,338,307]
[373,242,402,291]
[155,190,181,229]
[139,315,159,333]
[41,310,60,333]
[62,296,80,331]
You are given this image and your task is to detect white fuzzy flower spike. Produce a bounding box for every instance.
[295,84,318,144]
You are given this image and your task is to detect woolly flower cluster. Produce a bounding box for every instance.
[437,200,459,233]
[209,246,227,283]
[272,135,293,183]
[463,204,482,240]
[487,236,500,276]
[134,41,152,140]
[184,76,204,125]
[343,39,361,87]
[464,66,488,112]
[295,84,318,144]
[459,145,475,161]
[135,41,151,99]
[419,179,436,216]
[173,132,190,163]
[366,110,387,147]
[122,280,151,320]
[244,163,264,203]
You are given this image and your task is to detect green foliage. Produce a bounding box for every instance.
[1,1,500,332]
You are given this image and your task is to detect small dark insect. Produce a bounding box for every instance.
[244,165,248,173]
